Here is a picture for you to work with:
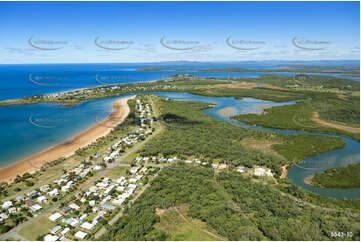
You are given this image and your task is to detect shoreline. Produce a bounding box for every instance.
[0,95,136,183]
[303,175,314,186]
[0,79,158,105]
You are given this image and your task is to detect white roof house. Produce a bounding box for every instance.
[60,228,70,235]
[40,184,50,192]
[49,212,62,222]
[128,184,137,189]
[116,177,126,185]
[37,195,48,203]
[130,167,139,174]
[2,201,12,210]
[104,184,116,195]
[74,231,87,239]
[8,207,17,214]
[96,182,108,189]
[128,178,137,183]
[93,165,102,171]
[89,186,98,193]
[0,213,9,222]
[80,222,94,230]
[265,169,273,177]
[237,167,245,173]
[61,185,70,192]
[69,203,80,210]
[44,234,59,241]
[70,219,80,227]
[50,226,62,234]
[80,214,87,220]
[254,167,266,176]
[31,204,42,212]
[112,198,125,206]
[16,196,25,202]
[116,185,126,192]
[48,188,59,197]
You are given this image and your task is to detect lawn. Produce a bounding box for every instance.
[19,216,56,240]
[104,166,128,179]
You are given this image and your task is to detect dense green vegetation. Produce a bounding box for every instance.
[272,134,346,162]
[316,95,360,126]
[311,163,360,188]
[241,74,360,91]
[232,94,360,141]
[190,87,308,102]
[276,179,360,213]
[139,96,345,177]
[101,166,360,241]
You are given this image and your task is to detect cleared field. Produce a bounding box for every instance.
[104,166,128,179]
[154,205,226,241]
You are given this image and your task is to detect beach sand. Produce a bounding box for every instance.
[218,107,236,117]
[303,175,314,186]
[280,165,288,179]
[0,95,135,183]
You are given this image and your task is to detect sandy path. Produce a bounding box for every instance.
[312,112,360,133]
[0,95,135,183]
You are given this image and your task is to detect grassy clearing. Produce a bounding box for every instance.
[240,138,284,159]
[19,216,56,240]
[233,98,359,141]
[104,166,128,179]
[154,205,225,241]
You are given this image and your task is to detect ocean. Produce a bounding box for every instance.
[0,63,358,101]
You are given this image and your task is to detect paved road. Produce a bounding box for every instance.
[94,96,164,240]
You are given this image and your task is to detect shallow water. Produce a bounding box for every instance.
[0,95,134,167]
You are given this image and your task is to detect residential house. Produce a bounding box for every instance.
[74,231,87,239]
[50,226,62,234]
[2,201,12,210]
[49,212,62,222]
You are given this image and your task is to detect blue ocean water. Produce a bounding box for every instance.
[0,63,358,101]
[0,95,132,167]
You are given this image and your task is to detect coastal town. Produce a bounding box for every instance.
[0,1,359,241]
[0,95,276,241]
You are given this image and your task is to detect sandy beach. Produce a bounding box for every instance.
[0,95,135,183]
[280,164,288,179]
[303,175,314,186]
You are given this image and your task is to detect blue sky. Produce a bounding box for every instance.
[0,1,359,63]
